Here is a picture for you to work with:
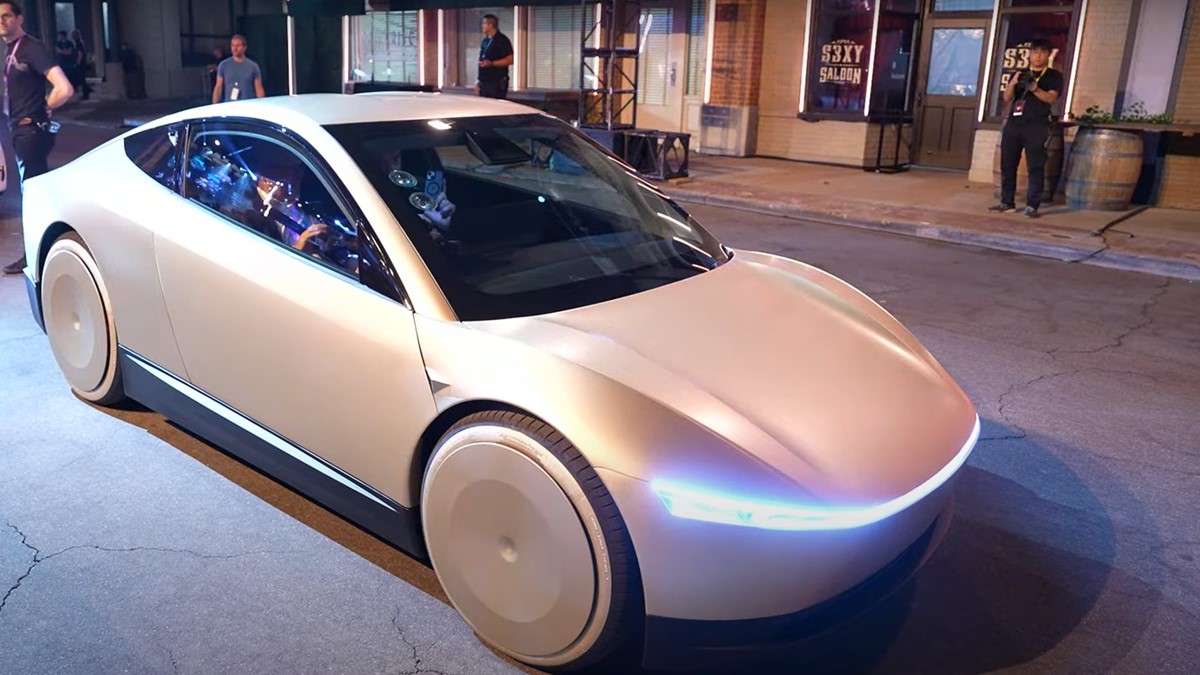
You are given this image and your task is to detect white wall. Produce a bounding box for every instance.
[119,0,198,97]
[1123,0,1189,115]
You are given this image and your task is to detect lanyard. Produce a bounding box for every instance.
[4,36,24,85]
[481,36,492,56]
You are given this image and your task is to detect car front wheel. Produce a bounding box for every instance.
[41,231,126,405]
[421,410,641,671]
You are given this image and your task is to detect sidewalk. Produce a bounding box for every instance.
[665,155,1200,282]
[52,97,1200,282]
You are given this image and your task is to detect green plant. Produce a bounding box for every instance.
[1073,101,1173,124]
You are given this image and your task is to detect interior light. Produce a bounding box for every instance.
[651,416,980,531]
[428,119,453,130]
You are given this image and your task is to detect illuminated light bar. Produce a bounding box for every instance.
[1063,0,1089,120]
[513,6,521,91]
[977,0,1003,122]
[437,10,445,89]
[862,0,882,117]
[418,10,426,87]
[341,15,350,86]
[703,0,716,104]
[651,415,980,531]
[798,0,815,113]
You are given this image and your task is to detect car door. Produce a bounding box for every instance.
[153,119,437,506]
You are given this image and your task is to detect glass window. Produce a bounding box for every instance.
[183,126,360,277]
[455,8,515,88]
[686,0,708,97]
[1006,0,1073,7]
[351,11,420,83]
[124,124,183,191]
[808,0,875,113]
[933,0,994,10]
[527,6,582,90]
[638,8,673,106]
[987,11,1072,118]
[925,28,986,95]
[870,11,919,113]
[325,114,730,321]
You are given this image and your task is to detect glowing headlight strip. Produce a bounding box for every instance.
[651,415,980,531]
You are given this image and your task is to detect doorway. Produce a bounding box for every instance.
[913,17,988,169]
[636,1,688,132]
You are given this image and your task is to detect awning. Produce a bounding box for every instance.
[369,0,583,9]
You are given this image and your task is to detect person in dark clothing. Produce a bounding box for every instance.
[53,30,73,71]
[474,14,513,100]
[1,1,75,275]
[71,29,91,100]
[119,42,145,99]
[990,38,1063,219]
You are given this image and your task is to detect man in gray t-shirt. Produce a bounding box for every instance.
[212,34,264,103]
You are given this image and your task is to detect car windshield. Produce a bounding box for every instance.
[325,114,729,321]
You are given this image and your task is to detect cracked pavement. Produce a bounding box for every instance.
[1,126,1197,674]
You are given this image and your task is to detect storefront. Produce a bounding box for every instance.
[346,1,705,133]
[347,1,712,143]
[747,0,1090,172]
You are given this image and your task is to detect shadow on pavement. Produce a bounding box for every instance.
[88,400,1165,675]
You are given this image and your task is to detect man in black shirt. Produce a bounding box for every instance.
[2,1,75,274]
[474,14,513,100]
[990,38,1063,219]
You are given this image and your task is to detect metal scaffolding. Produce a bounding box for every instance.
[579,0,642,130]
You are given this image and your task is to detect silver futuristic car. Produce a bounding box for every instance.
[20,93,979,671]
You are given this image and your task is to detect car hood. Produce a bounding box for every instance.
[469,251,978,505]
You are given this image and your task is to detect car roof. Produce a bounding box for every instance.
[141,92,539,130]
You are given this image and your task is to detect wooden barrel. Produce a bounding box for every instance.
[1064,128,1144,211]
[992,124,1065,204]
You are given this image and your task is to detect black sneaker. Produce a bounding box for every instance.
[3,255,26,275]
[1023,206,1040,219]
[988,203,1016,213]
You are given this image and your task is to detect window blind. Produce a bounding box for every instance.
[527,6,583,90]
[637,8,672,106]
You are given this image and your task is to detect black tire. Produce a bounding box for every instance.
[41,231,126,406]
[421,410,642,671]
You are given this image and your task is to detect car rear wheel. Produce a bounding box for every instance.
[421,410,641,671]
[41,231,126,405]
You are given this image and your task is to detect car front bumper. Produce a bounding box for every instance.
[638,500,952,670]
[596,467,960,669]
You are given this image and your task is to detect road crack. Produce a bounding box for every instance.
[1051,279,1170,356]
[0,522,276,622]
[1,522,42,618]
[391,609,451,675]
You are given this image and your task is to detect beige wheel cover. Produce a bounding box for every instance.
[41,239,115,397]
[422,424,613,666]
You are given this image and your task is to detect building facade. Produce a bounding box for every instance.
[352,0,1200,209]
[21,1,1200,208]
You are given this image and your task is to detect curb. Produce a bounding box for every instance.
[666,188,1200,282]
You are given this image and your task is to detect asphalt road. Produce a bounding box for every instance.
[2,123,1198,674]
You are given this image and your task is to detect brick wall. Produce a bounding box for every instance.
[1158,157,1200,209]
[757,0,806,117]
[757,118,870,165]
[708,0,769,107]
[1173,1,1200,122]
[1068,0,1137,117]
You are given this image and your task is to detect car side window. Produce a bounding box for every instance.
[124,123,183,191]
[182,125,360,278]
